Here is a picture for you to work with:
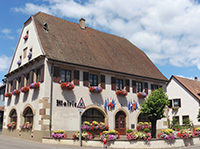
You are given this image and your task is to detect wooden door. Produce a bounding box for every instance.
[115,111,126,135]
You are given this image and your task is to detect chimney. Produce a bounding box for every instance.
[79,18,86,30]
[194,77,198,81]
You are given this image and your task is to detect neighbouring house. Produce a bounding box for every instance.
[167,76,200,127]
[0,84,5,130]
[2,12,168,142]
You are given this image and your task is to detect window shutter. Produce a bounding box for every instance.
[100,75,105,89]
[29,70,34,84]
[178,99,181,107]
[168,100,172,108]
[13,80,16,90]
[53,67,60,83]
[132,80,136,93]
[144,82,148,94]
[125,79,130,92]
[83,72,89,86]
[21,75,24,87]
[40,64,45,83]
[74,70,79,86]
[111,77,116,90]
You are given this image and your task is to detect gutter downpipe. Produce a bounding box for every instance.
[49,61,54,136]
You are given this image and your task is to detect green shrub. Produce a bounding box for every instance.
[144,128,150,133]
[126,129,133,133]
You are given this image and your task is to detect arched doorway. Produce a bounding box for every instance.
[115,111,126,135]
[82,108,105,123]
[9,109,17,123]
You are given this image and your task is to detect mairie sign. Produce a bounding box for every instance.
[77,98,86,109]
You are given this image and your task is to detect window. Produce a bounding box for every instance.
[61,69,71,82]
[9,109,17,123]
[36,67,41,82]
[151,84,158,91]
[116,79,123,90]
[26,73,30,86]
[23,107,33,123]
[23,47,28,59]
[182,115,190,125]
[168,98,181,108]
[136,82,143,92]
[10,81,13,92]
[89,74,98,86]
[173,116,179,125]
[82,108,104,123]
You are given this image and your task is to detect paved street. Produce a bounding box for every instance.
[0,133,200,149]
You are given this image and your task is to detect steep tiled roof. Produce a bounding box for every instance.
[172,76,200,101]
[33,12,167,81]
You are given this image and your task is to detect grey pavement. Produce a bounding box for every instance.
[0,133,200,149]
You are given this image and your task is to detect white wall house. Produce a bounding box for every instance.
[2,12,168,142]
[167,76,200,127]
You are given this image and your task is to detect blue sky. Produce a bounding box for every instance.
[1,0,200,88]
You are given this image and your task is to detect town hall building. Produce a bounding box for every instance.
[2,12,168,142]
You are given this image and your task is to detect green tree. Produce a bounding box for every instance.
[197,109,200,122]
[140,88,169,138]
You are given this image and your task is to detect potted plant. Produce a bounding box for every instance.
[23,34,28,40]
[72,131,93,140]
[30,82,40,89]
[51,130,67,139]
[137,92,147,98]
[89,86,103,93]
[172,107,179,111]
[27,52,32,59]
[12,89,20,95]
[20,86,30,93]
[7,121,16,129]
[99,130,120,141]
[21,122,32,130]
[4,92,12,97]
[60,82,75,90]
[116,89,128,96]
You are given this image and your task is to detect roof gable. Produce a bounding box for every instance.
[171,76,200,101]
[32,12,167,81]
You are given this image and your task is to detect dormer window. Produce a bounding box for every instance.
[23,30,29,41]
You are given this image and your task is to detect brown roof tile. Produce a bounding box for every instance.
[173,76,200,100]
[33,12,167,81]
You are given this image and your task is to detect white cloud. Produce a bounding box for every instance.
[1,28,14,40]
[0,55,12,72]
[13,0,200,70]
[176,75,194,80]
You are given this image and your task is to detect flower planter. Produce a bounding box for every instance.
[137,92,147,98]
[7,121,16,129]
[27,52,32,59]
[4,92,12,97]
[20,86,30,93]
[127,132,152,141]
[116,90,128,96]
[17,60,21,66]
[23,34,28,40]
[30,82,40,89]
[89,86,102,93]
[51,130,67,139]
[99,130,120,141]
[60,82,75,90]
[21,122,32,130]
[172,107,179,111]
[72,131,93,140]
[12,90,20,95]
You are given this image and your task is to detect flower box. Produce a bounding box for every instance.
[116,90,128,96]
[12,89,20,95]
[17,60,21,66]
[177,129,194,139]
[27,52,32,59]
[72,131,93,140]
[127,131,152,141]
[137,92,147,98]
[89,86,102,93]
[7,121,16,129]
[20,86,30,93]
[172,107,179,111]
[81,121,108,132]
[21,122,32,130]
[137,122,152,131]
[60,82,75,90]
[99,130,120,141]
[4,92,12,97]
[30,82,40,89]
[51,130,67,139]
[23,34,28,40]
[157,129,175,140]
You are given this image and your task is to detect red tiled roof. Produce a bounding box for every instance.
[32,12,167,81]
[172,76,200,101]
